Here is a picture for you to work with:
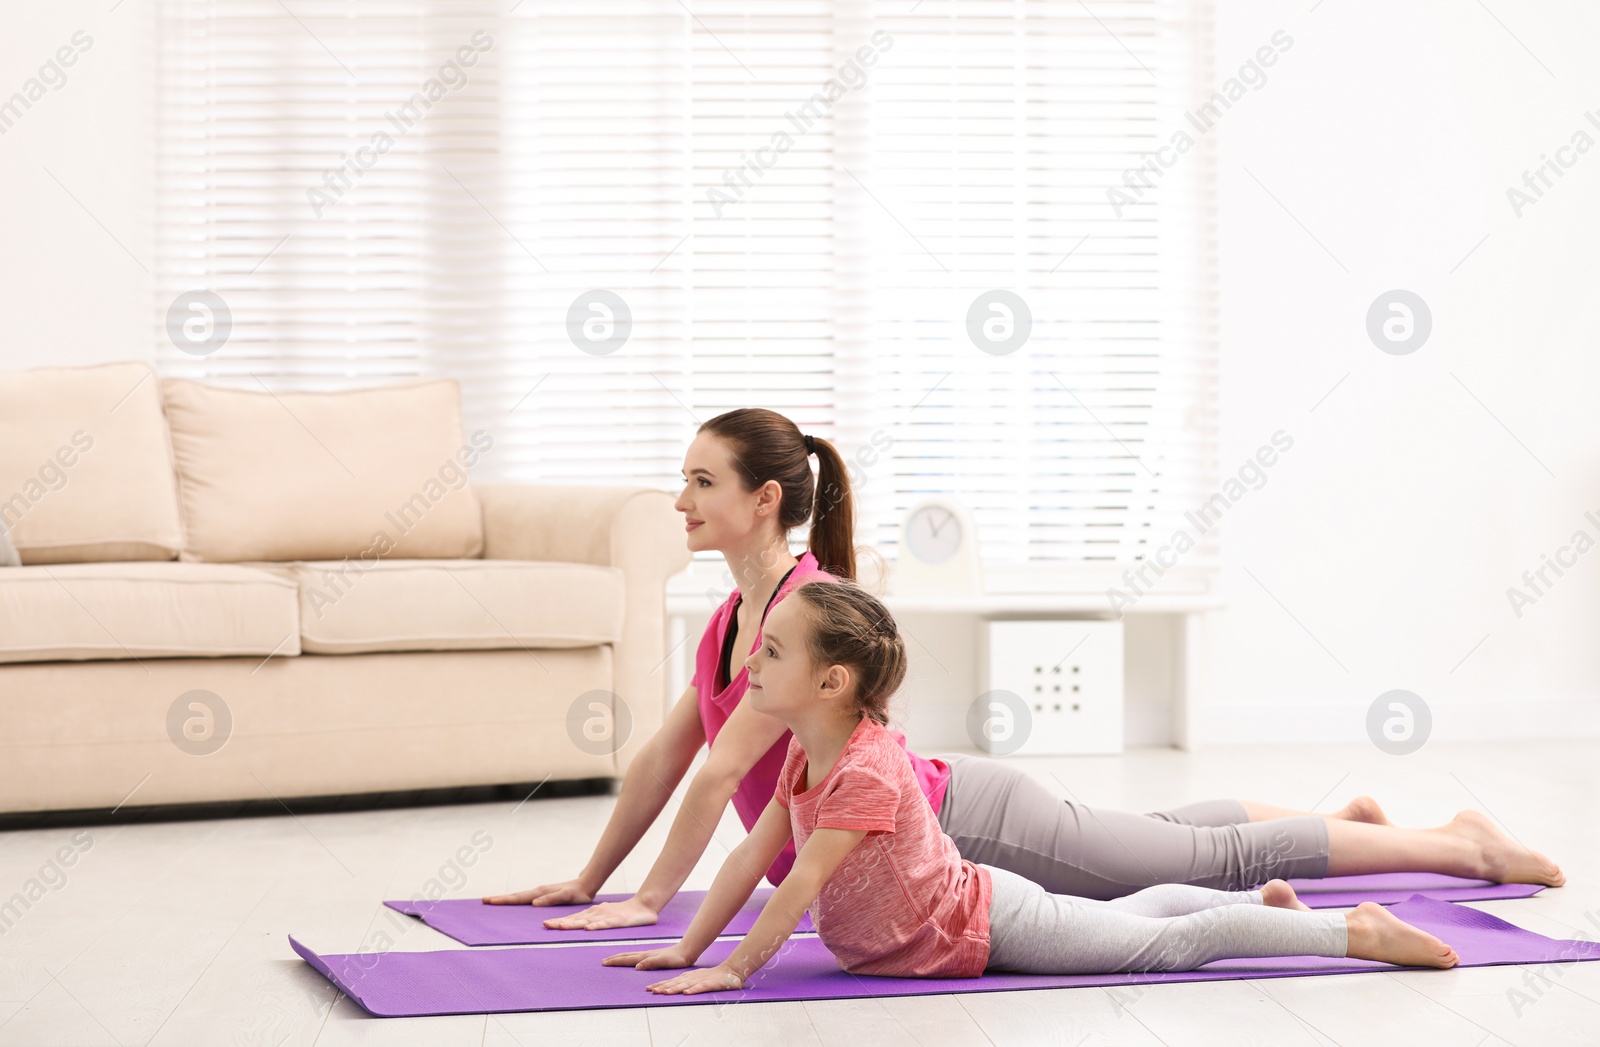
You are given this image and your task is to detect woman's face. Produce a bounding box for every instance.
[675,432,768,555]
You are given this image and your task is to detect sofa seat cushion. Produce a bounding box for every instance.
[291,559,624,655]
[0,562,301,664]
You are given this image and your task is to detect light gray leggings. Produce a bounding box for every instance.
[983,863,1348,973]
[936,753,1331,901]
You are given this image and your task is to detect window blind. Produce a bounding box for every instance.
[156,0,508,388]
[155,0,1217,586]
[861,0,1218,588]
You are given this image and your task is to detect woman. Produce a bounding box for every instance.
[486,408,1563,928]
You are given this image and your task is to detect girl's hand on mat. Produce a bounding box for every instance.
[601,945,694,970]
[481,879,595,907]
[542,897,660,931]
[643,965,745,995]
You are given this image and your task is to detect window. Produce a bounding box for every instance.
[156,0,1217,588]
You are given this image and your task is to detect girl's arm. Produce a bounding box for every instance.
[603,795,796,971]
[543,697,789,929]
[483,683,705,907]
[707,825,866,989]
[609,808,869,995]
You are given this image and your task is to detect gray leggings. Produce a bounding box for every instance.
[983,863,1348,974]
[936,753,1331,901]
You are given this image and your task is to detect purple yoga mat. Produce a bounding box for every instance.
[386,874,1540,948]
[1283,872,1544,909]
[386,890,813,946]
[294,894,1600,1018]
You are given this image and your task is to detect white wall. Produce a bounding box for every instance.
[1209,0,1600,743]
[3,1,1596,745]
[0,1,154,372]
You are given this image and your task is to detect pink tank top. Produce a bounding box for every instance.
[694,550,951,885]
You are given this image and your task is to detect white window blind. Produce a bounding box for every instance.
[156,0,508,387]
[156,0,1217,586]
[860,0,1219,588]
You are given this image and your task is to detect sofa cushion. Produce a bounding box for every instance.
[0,562,301,664]
[0,362,185,564]
[161,377,487,563]
[0,518,18,567]
[291,559,624,655]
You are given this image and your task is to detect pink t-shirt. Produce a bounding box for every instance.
[693,551,951,886]
[776,717,993,977]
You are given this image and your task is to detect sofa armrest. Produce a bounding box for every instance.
[476,484,690,775]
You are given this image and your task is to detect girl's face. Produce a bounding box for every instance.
[742,597,819,720]
[674,432,771,555]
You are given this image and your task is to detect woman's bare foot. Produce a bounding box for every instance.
[1259,879,1312,912]
[1331,795,1391,826]
[1444,810,1565,886]
[1344,902,1458,968]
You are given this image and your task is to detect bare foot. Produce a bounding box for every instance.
[1259,879,1312,912]
[1332,795,1391,826]
[1345,901,1458,968]
[1444,810,1565,886]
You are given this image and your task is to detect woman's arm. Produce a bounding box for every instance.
[483,683,706,906]
[602,796,795,972]
[622,819,869,994]
[542,696,789,929]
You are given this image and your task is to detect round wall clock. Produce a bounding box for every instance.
[894,498,981,597]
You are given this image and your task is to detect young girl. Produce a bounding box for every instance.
[602,581,1459,993]
[488,407,1560,929]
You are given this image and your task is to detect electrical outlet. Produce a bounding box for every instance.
[978,619,1124,755]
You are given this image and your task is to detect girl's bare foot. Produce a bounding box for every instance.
[1259,879,1312,912]
[1345,902,1458,968]
[1444,810,1565,886]
[1332,795,1391,826]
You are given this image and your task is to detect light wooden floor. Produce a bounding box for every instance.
[1,739,1597,1046]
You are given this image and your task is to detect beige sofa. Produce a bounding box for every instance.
[0,363,689,815]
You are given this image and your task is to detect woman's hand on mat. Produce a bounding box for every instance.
[641,964,746,995]
[601,944,695,971]
[480,878,596,907]
[541,896,661,931]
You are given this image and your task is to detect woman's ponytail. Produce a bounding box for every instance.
[806,435,855,581]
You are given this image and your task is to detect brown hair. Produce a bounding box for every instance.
[698,408,856,580]
[790,580,906,726]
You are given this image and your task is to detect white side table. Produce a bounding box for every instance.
[665,573,1222,751]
